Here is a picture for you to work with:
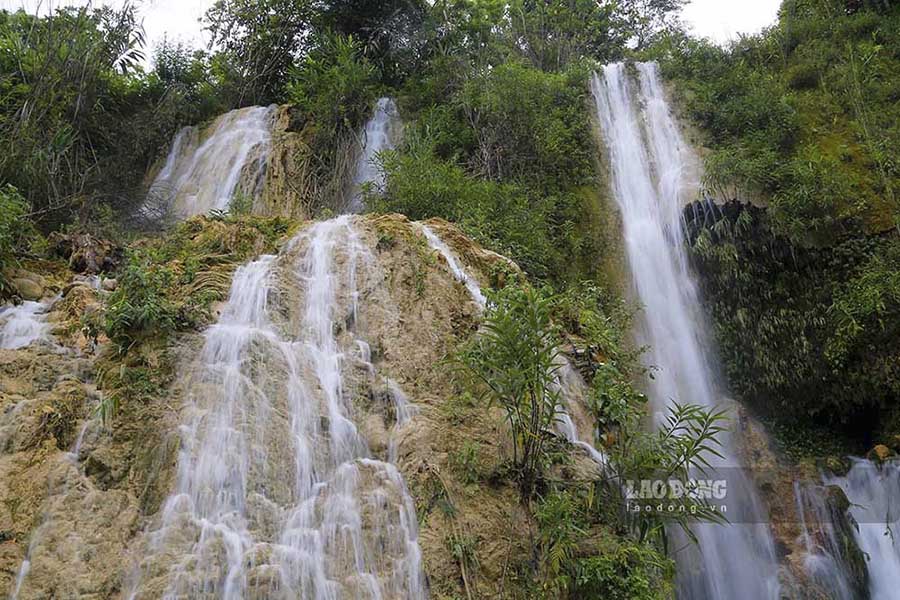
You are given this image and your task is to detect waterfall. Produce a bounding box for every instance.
[148,105,276,219]
[793,481,860,599]
[347,98,402,213]
[824,459,900,599]
[126,216,426,599]
[591,61,780,598]
[419,224,487,310]
[0,299,54,349]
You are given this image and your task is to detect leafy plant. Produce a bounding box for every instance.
[535,490,586,593]
[0,185,32,296]
[450,440,482,485]
[572,546,673,600]
[594,390,731,548]
[104,249,178,352]
[455,285,562,497]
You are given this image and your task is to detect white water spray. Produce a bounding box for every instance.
[591,61,779,599]
[148,105,276,218]
[347,98,402,213]
[419,224,487,310]
[0,299,54,349]
[825,459,900,600]
[793,480,859,599]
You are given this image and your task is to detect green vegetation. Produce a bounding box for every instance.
[456,286,563,497]
[454,282,730,593]
[374,63,601,281]
[0,6,227,233]
[686,203,900,439]
[96,215,292,420]
[0,186,34,296]
[658,0,899,242]
[535,487,674,599]
[286,33,380,207]
[104,250,179,351]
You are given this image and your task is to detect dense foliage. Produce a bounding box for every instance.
[0,5,232,232]
[659,0,899,242]
[686,203,900,439]
[0,186,34,296]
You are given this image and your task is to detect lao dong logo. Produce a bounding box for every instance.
[624,478,728,515]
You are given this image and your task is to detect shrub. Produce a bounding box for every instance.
[572,546,672,600]
[0,185,31,295]
[285,32,380,209]
[374,131,562,280]
[104,249,178,351]
[286,32,379,153]
[455,285,562,497]
[534,489,674,598]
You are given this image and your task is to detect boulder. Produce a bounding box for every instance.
[49,232,121,274]
[870,444,893,462]
[12,277,43,301]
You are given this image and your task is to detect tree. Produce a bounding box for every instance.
[0,4,146,226]
[315,0,428,84]
[205,0,313,106]
[618,0,686,49]
[508,0,626,71]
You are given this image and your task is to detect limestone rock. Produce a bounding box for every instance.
[49,232,121,274]
[12,277,42,301]
[870,444,892,462]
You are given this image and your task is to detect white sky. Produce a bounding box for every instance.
[1,0,783,63]
[682,0,782,42]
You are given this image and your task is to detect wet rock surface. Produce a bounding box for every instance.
[2,215,581,599]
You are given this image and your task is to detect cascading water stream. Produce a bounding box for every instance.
[347,98,402,213]
[126,216,426,599]
[591,61,780,599]
[793,480,859,599]
[148,105,276,219]
[0,298,55,349]
[824,458,900,599]
[419,225,486,310]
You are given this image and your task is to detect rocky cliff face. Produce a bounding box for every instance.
[1,214,600,599]
[252,106,314,219]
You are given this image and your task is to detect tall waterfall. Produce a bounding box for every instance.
[591,61,780,598]
[347,98,402,213]
[148,105,276,219]
[126,217,426,599]
[824,459,900,599]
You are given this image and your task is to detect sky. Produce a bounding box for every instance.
[1,0,783,64]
